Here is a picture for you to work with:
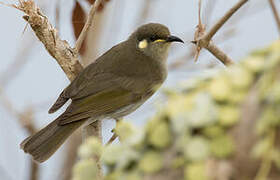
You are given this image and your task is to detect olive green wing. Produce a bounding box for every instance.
[49,70,149,114]
[48,72,114,114]
[57,86,143,125]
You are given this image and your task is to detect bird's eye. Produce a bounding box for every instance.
[150,36,159,42]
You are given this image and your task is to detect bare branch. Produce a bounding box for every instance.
[268,0,280,36]
[74,0,103,53]
[30,161,39,180]
[105,118,122,145]
[193,0,248,66]
[194,0,206,62]
[204,0,249,42]
[14,0,83,81]
[203,41,234,66]
[106,133,118,145]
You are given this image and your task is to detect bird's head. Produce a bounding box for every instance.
[129,23,184,60]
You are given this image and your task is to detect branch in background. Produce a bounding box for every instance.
[55,0,61,31]
[106,132,118,145]
[14,0,82,81]
[0,89,38,180]
[203,0,249,42]
[194,0,205,62]
[82,1,107,66]
[202,0,217,28]
[106,118,122,145]
[72,1,87,55]
[193,0,249,66]
[201,41,234,66]
[268,0,280,36]
[170,0,256,70]
[74,0,103,53]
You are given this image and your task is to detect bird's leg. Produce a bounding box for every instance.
[106,118,123,145]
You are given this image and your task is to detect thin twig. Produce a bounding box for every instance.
[203,0,249,42]
[106,118,122,145]
[194,0,206,62]
[82,2,107,66]
[204,41,234,66]
[193,0,249,66]
[106,133,118,145]
[268,0,280,36]
[55,0,61,31]
[74,0,103,53]
[203,0,218,28]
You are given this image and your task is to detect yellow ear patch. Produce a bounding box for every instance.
[154,39,165,43]
[138,39,148,49]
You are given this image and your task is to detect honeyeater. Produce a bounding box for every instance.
[20,23,184,162]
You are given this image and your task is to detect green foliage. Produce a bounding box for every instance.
[147,120,171,148]
[72,41,280,180]
[184,163,207,180]
[73,159,98,180]
[209,135,234,158]
[184,136,209,161]
[138,151,163,173]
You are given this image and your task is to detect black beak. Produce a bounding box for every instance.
[166,35,184,43]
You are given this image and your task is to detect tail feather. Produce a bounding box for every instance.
[20,118,85,163]
[48,91,69,114]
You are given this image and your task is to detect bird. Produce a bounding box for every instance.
[20,23,184,163]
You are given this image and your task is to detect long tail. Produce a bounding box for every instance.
[20,118,86,163]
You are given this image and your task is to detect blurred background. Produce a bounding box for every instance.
[0,0,278,180]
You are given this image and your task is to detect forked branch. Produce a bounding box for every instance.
[193,0,249,66]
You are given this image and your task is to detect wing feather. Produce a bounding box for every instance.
[58,88,141,125]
